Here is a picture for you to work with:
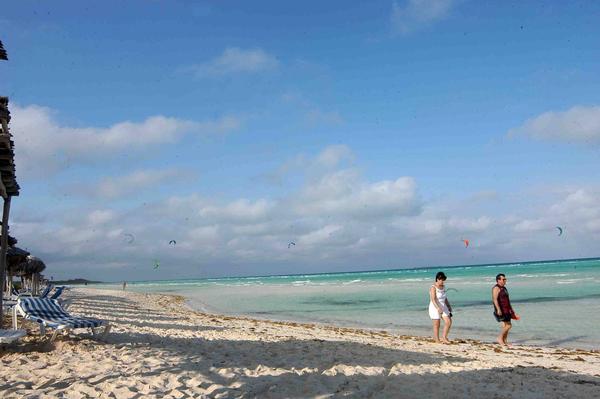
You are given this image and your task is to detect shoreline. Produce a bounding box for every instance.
[178,290,599,351]
[181,296,598,353]
[1,287,599,398]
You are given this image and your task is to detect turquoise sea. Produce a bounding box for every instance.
[96,258,600,349]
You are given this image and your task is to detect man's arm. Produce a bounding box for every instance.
[492,286,501,315]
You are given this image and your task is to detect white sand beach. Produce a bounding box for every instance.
[1,287,599,398]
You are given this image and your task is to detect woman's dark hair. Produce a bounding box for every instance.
[496,273,506,281]
[435,272,447,281]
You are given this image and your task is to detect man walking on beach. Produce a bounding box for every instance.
[492,273,519,346]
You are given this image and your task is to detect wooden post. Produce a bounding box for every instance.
[0,196,11,329]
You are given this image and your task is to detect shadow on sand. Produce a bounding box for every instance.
[3,291,599,398]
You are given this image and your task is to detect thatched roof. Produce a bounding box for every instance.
[0,234,18,246]
[0,40,7,61]
[7,246,29,257]
[8,255,46,276]
[6,246,30,272]
[0,97,20,196]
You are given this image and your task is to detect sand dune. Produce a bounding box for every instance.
[1,288,599,398]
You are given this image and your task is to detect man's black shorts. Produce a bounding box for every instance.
[493,312,511,322]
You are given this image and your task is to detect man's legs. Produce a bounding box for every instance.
[498,321,512,345]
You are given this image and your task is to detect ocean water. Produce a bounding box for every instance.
[97,258,600,349]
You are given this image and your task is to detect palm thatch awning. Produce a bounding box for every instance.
[7,246,30,272]
[0,40,7,61]
[9,255,46,276]
[0,97,20,197]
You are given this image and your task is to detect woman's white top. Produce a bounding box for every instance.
[428,285,450,319]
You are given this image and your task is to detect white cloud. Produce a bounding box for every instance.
[10,140,600,280]
[190,47,279,78]
[513,218,548,233]
[199,199,275,224]
[11,105,241,178]
[294,169,421,219]
[314,145,354,169]
[508,105,600,144]
[391,0,457,35]
[87,209,116,226]
[76,168,195,200]
[261,145,353,185]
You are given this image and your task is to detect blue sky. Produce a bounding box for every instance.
[1,1,600,281]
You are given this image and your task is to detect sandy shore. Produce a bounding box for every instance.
[1,288,599,398]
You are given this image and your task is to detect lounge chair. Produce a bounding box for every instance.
[14,297,110,342]
[39,284,54,299]
[47,286,72,309]
[49,286,65,300]
[0,329,26,344]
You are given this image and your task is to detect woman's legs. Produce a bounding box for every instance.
[432,319,441,342]
[441,315,452,343]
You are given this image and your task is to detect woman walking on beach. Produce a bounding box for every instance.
[492,273,519,346]
[428,272,453,343]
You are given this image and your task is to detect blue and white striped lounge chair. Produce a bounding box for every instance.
[15,297,110,342]
[39,284,54,299]
[49,286,73,309]
[49,286,65,300]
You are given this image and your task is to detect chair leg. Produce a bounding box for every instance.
[40,323,46,336]
[12,306,17,329]
[102,323,111,340]
[91,323,111,341]
[49,329,59,343]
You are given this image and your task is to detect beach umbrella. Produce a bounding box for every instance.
[21,256,46,275]
[6,246,31,274]
[7,246,29,258]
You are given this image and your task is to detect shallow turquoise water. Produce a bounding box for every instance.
[96,258,600,349]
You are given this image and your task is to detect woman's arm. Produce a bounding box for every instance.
[430,286,442,312]
[445,298,452,312]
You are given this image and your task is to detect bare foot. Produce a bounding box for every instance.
[497,338,507,346]
[441,338,451,344]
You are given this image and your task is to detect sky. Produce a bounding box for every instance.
[1,1,600,281]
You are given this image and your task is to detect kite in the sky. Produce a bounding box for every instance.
[556,226,563,236]
[169,240,176,246]
[153,260,160,269]
[461,239,470,248]
[124,233,135,244]
[288,242,296,248]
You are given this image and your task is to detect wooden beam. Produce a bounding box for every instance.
[0,196,11,329]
